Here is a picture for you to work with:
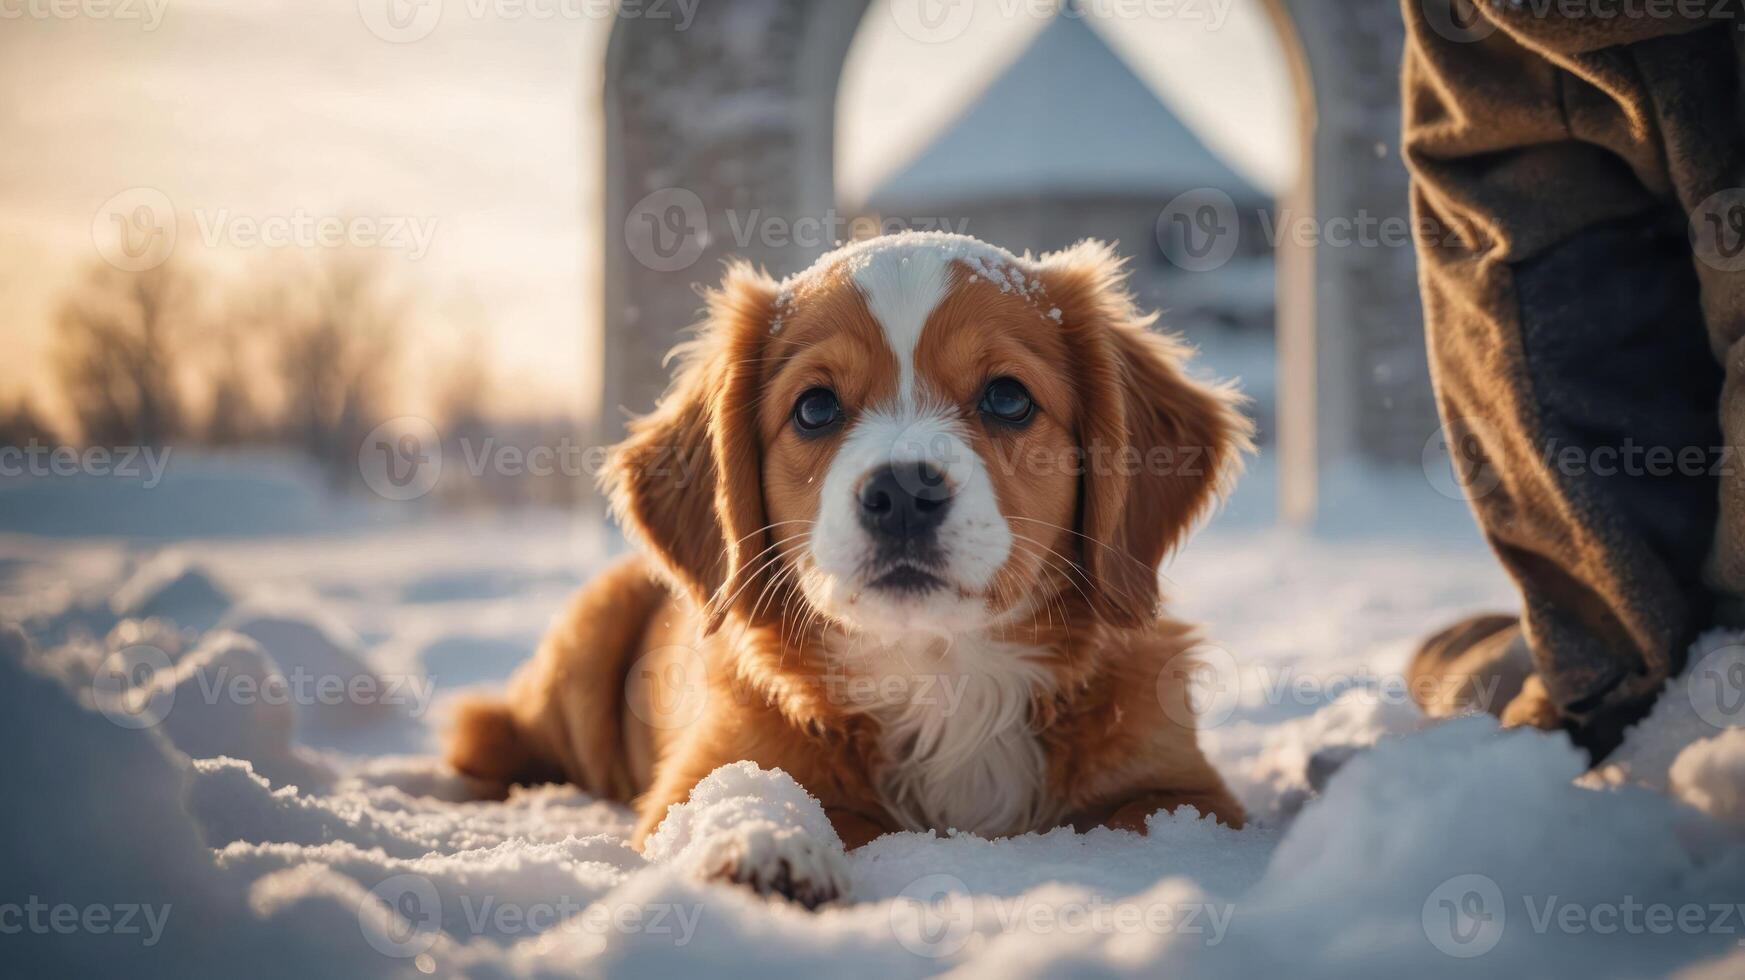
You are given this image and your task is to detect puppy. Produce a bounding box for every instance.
[447,233,1251,906]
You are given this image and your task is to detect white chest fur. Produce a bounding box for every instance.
[826,633,1054,837]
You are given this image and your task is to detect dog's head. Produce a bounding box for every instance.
[605,234,1250,640]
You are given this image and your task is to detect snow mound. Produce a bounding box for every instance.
[218,605,409,740]
[1222,688,1433,822]
[1670,729,1745,831]
[1593,630,1745,792]
[0,626,368,978]
[9,495,1745,977]
[110,552,234,632]
[153,632,335,791]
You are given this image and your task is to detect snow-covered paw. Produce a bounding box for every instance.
[643,761,853,909]
[697,825,851,909]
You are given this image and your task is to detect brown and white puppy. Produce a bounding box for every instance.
[447,233,1251,907]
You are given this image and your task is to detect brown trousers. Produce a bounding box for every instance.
[1401,1,1745,749]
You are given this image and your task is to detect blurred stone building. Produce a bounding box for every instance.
[600,0,1434,522]
[861,12,1274,336]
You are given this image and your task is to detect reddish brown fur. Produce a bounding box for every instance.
[446,239,1254,856]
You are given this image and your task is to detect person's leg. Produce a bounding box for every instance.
[1400,6,1732,758]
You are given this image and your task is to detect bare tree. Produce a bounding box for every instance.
[0,397,59,449]
[265,249,405,476]
[201,327,264,447]
[53,262,194,447]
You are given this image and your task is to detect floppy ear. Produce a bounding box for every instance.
[1040,241,1253,629]
[601,261,778,633]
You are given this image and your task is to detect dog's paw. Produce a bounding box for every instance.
[642,762,853,909]
[698,826,851,909]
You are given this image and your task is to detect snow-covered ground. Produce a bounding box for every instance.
[3,451,1744,978]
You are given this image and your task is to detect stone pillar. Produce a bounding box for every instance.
[600,0,869,441]
[1269,0,1435,521]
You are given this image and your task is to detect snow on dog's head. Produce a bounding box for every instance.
[604,232,1250,640]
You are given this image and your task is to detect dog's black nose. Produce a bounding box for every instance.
[858,462,953,540]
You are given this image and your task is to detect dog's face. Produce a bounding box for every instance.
[607,235,1248,641]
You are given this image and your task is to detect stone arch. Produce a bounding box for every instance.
[600,0,1432,522]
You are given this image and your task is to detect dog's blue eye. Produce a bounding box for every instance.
[792,387,842,434]
[979,377,1035,425]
